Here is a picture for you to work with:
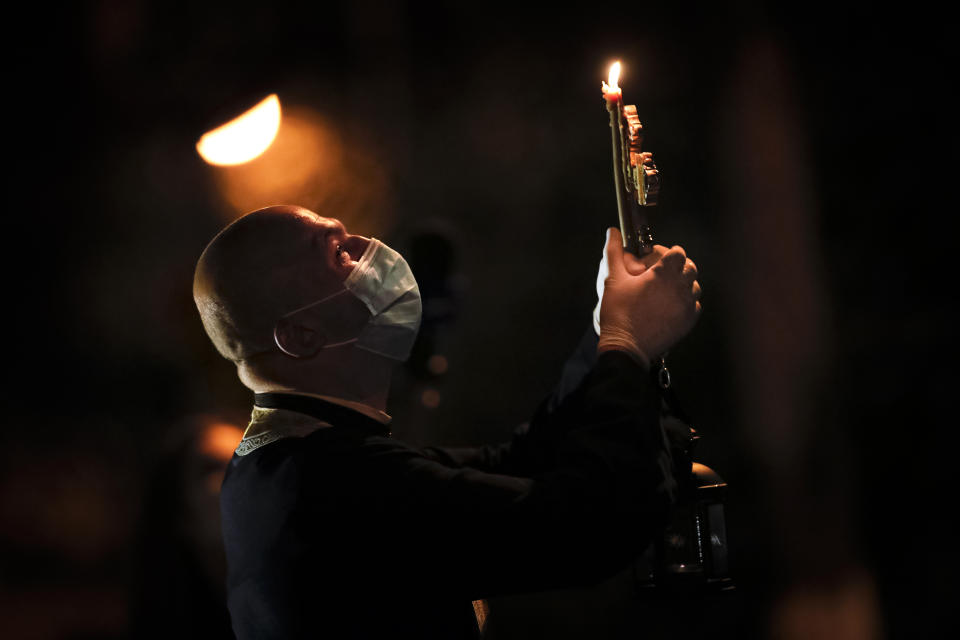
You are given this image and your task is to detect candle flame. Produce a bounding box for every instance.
[197,94,282,166]
[607,61,621,91]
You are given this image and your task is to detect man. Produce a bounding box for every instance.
[193,204,701,639]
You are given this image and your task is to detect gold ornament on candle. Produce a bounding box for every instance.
[602,62,659,256]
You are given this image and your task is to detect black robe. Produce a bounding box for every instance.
[220,333,685,639]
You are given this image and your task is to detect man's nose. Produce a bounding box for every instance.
[344,234,371,260]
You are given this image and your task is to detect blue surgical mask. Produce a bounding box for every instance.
[274,239,422,361]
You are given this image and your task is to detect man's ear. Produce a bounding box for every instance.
[274,316,325,358]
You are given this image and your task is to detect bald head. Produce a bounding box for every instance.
[193,205,367,362]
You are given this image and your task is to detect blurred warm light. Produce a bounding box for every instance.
[770,571,882,640]
[606,61,621,93]
[427,354,449,375]
[200,421,244,462]
[196,94,282,166]
[211,105,391,235]
[421,388,441,409]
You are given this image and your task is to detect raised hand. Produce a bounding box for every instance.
[596,227,702,369]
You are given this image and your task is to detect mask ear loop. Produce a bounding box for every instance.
[320,337,360,350]
[272,288,352,358]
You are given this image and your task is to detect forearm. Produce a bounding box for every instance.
[506,334,656,475]
[422,332,652,476]
[400,351,678,599]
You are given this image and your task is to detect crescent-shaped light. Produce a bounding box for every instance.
[196,94,282,166]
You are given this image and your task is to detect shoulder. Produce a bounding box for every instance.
[225,429,438,488]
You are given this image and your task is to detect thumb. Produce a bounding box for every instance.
[603,227,627,277]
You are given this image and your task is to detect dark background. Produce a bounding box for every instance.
[2,1,952,638]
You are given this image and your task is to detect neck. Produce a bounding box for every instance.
[238,347,394,411]
[279,383,389,412]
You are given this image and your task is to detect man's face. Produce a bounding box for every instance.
[306,213,372,280]
[282,208,372,304]
[258,210,375,358]
[194,205,377,362]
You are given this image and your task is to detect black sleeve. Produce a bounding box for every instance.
[425,326,694,481]
[420,326,604,475]
[372,350,678,599]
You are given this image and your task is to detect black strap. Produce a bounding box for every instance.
[254,393,391,437]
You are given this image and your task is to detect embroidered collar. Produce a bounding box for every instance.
[235,393,392,456]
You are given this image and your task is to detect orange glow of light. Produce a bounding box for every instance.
[421,388,441,409]
[196,94,282,166]
[427,354,449,375]
[211,106,391,235]
[200,421,244,462]
[602,61,622,97]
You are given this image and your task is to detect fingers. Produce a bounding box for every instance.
[659,246,702,310]
[624,244,669,275]
[691,277,703,320]
[603,227,627,277]
[658,245,687,272]
[684,259,701,311]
